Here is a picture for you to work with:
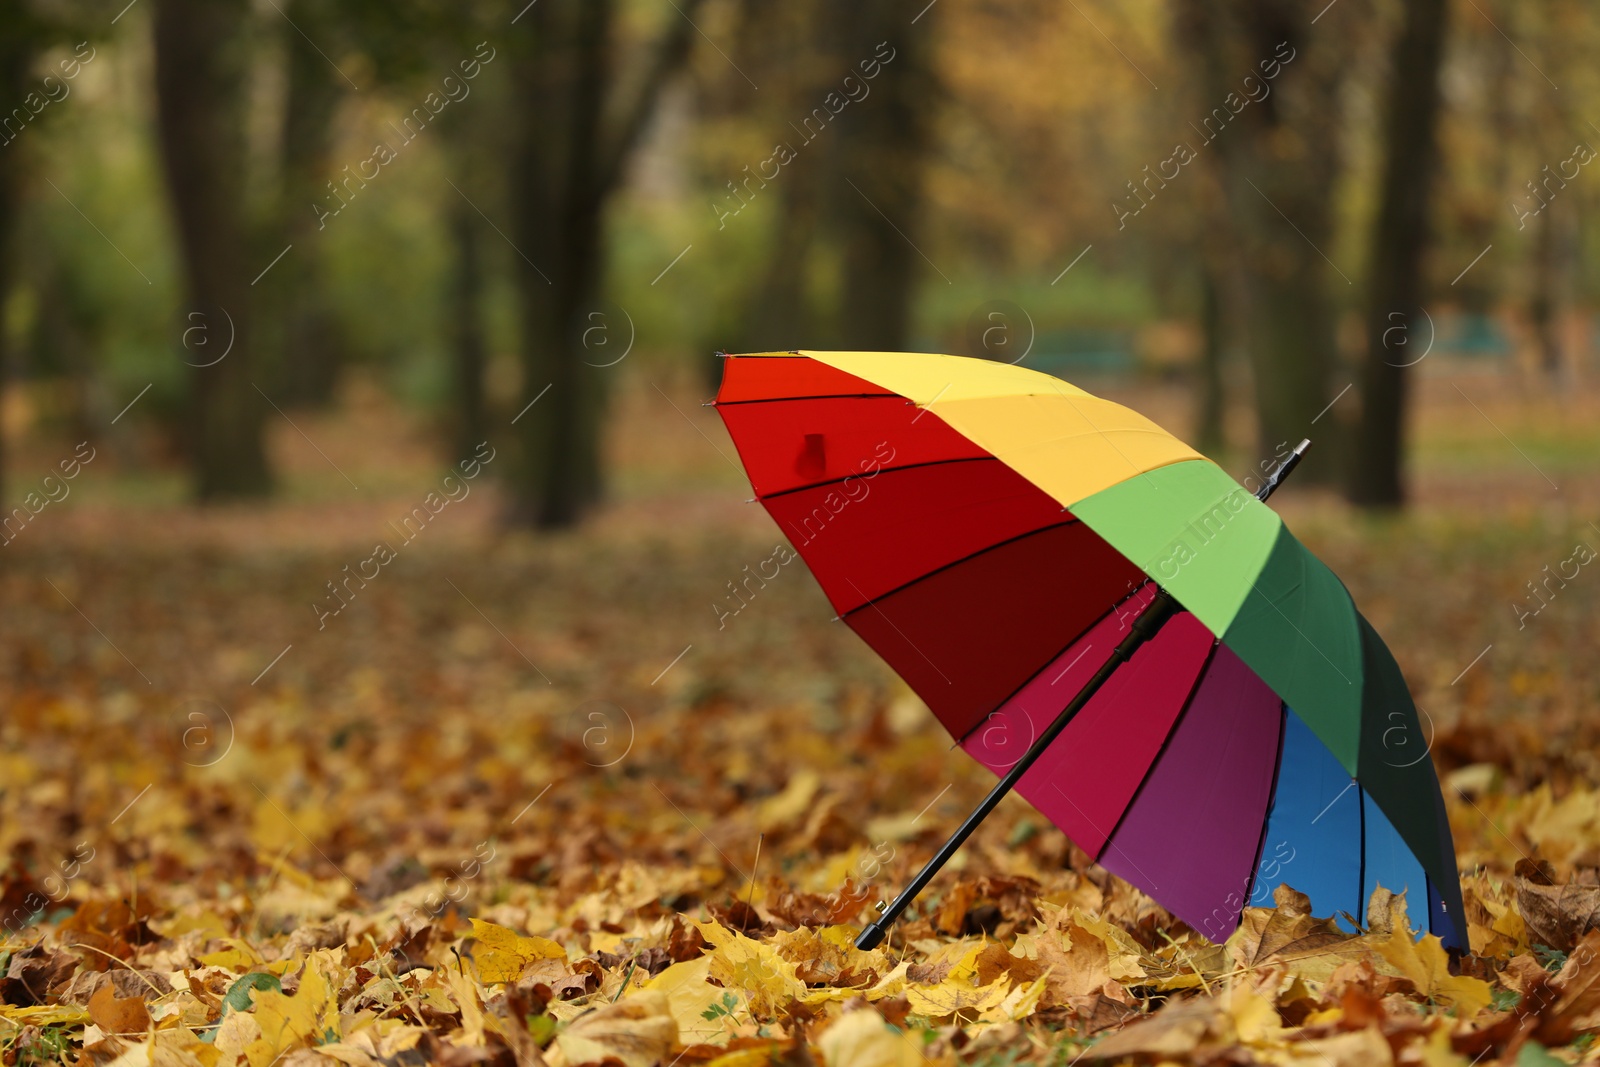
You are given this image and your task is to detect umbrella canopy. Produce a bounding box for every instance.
[714,349,1465,948]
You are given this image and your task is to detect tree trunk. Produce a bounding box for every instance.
[832,0,938,350]
[507,0,701,528]
[449,198,488,463]
[152,0,273,499]
[273,0,345,407]
[1348,0,1449,508]
[1195,264,1227,453]
[0,29,36,508]
[1179,1,1352,481]
[510,0,609,529]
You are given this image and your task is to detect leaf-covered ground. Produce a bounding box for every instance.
[3,374,1600,1067]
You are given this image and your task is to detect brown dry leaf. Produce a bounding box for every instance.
[1534,928,1600,1043]
[770,925,889,987]
[1228,885,1364,982]
[1081,995,1212,1060]
[554,990,677,1067]
[1517,878,1600,952]
[1279,1026,1396,1067]
[1030,919,1110,1005]
[86,981,151,1036]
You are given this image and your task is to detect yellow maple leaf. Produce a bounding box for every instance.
[978,974,1046,1024]
[1070,908,1147,983]
[1372,901,1491,1020]
[0,1004,90,1029]
[904,970,1011,1022]
[695,919,806,1017]
[1220,985,1281,1045]
[242,952,341,1067]
[646,957,733,1046]
[469,917,567,984]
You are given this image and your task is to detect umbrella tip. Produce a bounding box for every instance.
[855,922,888,951]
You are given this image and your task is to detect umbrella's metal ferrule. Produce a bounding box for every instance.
[1256,438,1312,503]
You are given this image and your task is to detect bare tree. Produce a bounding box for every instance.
[831,0,940,350]
[152,0,272,498]
[1177,0,1355,481]
[1348,0,1451,507]
[508,0,702,528]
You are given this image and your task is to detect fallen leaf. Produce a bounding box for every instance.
[555,989,677,1067]
[471,918,568,984]
[1371,899,1491,1019]
[816,1009,926,1067]
[241,951,341,1067]
[1517,878,1600,953]
[696,919,806,1017]
[87,982,151,1036]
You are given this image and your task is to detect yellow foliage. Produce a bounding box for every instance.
[241,951,342,1067]
[469,917,567,984]
[816,1009,930,1067]
[553,990,677,1067]
[695,919,806,1017]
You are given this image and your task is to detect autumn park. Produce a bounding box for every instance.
[3,1,1600,1065]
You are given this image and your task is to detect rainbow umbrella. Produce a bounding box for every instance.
[713,350,1464,950]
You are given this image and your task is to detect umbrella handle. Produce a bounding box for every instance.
[855,438,1312,952]
[854,589,1179,951]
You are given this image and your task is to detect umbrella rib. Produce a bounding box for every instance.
[1357,783,1367,925]
[835,519,1081,622]
[1096,638,1221,852]
[843,578,952,684]
[715,391,895,407]
[1243,581,1353,684]
[1051,781,1161,891]
[1241,702,1289,914]
[948,580,1151,750]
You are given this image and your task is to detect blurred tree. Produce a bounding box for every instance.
[0,14,39,507]
[831,0,940,350]
[1178,0,1355,481]
[725,0,830,353]
[268,0,347,409]
[448,196,488,460]
[1348,0,1450,508]
[1194,264,1228,452]
[508,0,703,528]
[0,3,88,504]
[151,0,272,498]
[719,0,940,353]
[435,8,511,464]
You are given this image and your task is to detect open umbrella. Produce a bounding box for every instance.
[713,350,1465,952]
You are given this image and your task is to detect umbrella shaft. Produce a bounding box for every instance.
[854,588,1179,951]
